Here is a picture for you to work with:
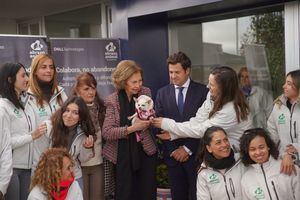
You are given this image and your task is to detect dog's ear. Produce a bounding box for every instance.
[133,97,137,102]
[147,99,152,105]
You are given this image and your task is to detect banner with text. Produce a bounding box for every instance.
[0,35,48,71]
[50,38,121,97]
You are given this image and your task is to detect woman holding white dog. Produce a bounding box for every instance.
[102,60,157,200]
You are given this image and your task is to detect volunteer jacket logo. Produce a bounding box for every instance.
[278,113,285,124]
[208,173,219,184]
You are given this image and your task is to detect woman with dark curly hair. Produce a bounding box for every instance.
[28,148,83,200]
[240,128,300,200]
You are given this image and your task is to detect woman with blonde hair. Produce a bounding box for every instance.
[238,67,273,129]
[28,148,83,200]
[102,60,157,200]
[28,54,68,172]
[72,72,106,200]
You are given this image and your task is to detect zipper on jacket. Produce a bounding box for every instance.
[294,121,297,139]
[290,118,293,143]
[71,145,77,157]
[27,115,32,132]
[229,178,235,198]
[22,110,32,168]
[289,104,296,143]
[261,165,273,200]
[271,181,279,200]
[28,143,31,168]
[48,102,53,113]
[223,176,231,200]
[50,88,64,104]
[22,109,31,132]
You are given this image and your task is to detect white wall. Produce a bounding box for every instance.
[285,1,300,72]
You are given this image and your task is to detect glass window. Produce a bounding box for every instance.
[18,24,29,35]
[45,4,102,38]
[169,9,285,98]
[17,18,42,35]
[169,8,285,129]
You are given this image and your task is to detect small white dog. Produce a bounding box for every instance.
[128,95,155,141]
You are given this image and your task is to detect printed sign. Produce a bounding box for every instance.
[0,35,48,72]
[50,38,121,97]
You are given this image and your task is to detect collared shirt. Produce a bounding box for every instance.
[174,78,192,155]
[174,78,190,105]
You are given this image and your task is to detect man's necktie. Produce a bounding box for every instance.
[177,87,184,115]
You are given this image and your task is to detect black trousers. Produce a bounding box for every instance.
[115,151,157,200]
[168,155,197,200]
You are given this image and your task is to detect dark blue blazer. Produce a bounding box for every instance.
[155,80,208,166]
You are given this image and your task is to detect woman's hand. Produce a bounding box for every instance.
[83,135,94,148]
[31,123,47,140]
[281,153,296,175]
[286,144,297,154]
[127,118,150,134]
[151,117,163,128]
[156,130,171,140]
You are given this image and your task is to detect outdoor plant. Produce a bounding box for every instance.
[156,138,170,188]
[156,163,169,188]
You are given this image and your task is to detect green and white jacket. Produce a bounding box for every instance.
[267,94,300,155]
[0,95,37,169]
[27,86,67,169]
[45,120,94,179]
[241,156,300,200]
[0,109,12,195]
[197,155,245,200]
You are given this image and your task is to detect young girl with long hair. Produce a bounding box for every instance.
[45,96,96,189]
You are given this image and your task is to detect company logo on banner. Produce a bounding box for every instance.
[105,42,118,61]
[53,47,85,52]
[50,38,121,98]
[0,35,48,69]
[30,40,47,59]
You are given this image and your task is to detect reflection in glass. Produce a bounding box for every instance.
[168,10,285,98]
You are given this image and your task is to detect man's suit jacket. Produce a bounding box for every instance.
[155,80,208,166]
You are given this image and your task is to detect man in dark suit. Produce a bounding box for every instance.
[155,52,208,200]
